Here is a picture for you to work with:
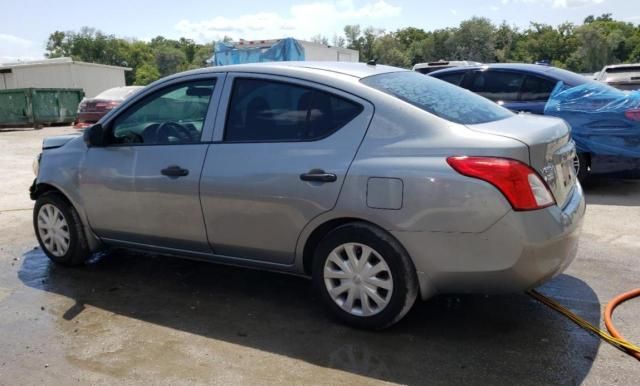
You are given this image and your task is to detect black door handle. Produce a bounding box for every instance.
[161,165,189,177]
[300,169,337,183]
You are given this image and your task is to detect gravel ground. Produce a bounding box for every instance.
[0,126,638,385]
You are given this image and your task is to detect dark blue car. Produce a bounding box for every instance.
[430,64,640,180]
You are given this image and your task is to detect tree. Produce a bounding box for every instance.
[566,18,636,71]
[154,46,187,77]
[45,31,68,58]
[372,34,410,67]
[332,34,346,48]
[361,27,383,62]
[511,22,576,65]
[394,27,429,49]
[407,36,435,64]
[310,34,329,45]
[447,17,497,62]
[134,63,160,85]
[494,22,519,62]
[344,25,362,51]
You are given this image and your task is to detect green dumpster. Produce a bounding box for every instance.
[0,88,84,128]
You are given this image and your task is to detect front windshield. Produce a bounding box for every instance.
[361,71,513,124]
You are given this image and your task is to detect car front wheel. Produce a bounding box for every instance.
[33,192,90,266]
[313,222,419,330]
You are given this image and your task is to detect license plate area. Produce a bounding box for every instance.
[553,141,577,191]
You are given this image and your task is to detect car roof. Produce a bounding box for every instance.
[602,63,640,70]
[429,63,591,86]
[174,61,405,80]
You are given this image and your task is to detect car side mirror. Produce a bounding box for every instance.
[84,124,106,147]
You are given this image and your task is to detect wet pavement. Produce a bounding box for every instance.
[0,127,639,385]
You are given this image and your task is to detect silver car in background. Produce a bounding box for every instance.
[30,62,585,329]
[595,63,640,91]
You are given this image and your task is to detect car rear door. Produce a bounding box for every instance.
[80,74,224,252]
[200,74,374,264]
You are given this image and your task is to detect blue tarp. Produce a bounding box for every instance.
[544,82,640,158]
[212,38,305,66]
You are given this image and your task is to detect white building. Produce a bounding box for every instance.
[298,40,359,62]
[0,57,131,97]
[231,39,360,62]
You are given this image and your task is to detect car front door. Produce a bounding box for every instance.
[80,75,224,252]
[200,74,374,264]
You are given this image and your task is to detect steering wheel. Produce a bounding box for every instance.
[153,121,194,143]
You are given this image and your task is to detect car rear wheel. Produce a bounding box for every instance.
[575,153,589,183]
[33,192,90,266]
[313,222,418,330]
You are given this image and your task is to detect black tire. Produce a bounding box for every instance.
[576,153,589,183]
[33,192,90,266]
[312,222,419,330]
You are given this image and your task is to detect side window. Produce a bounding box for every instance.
[520,75,557,102]
[224,78,363,142]
[468,71,524,102]
[433,72,466,86]
[110,79,215,145]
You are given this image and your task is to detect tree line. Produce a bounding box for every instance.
[45,14,640,85]
[331,14,640,72]
[46,27,217,85]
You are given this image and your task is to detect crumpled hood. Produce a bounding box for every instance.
[42,134,82,150]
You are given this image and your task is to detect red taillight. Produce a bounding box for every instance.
[446,156,555,211]
[95,101,120,110]
[625,109,640,121]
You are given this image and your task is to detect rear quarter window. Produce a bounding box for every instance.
[361,71,513,125]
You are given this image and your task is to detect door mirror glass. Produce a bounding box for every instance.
[83,124,105,147]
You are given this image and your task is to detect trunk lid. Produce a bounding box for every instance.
[466,114,577,207]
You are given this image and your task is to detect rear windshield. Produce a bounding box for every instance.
[361,71,513,124]
[605,66,640,74]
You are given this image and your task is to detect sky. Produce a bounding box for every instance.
[1,0,638,63]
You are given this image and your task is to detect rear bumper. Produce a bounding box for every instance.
[74,112,105,128]
[393,183,586,299]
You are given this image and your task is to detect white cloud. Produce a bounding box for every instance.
[0,34,43,63]
[500,0,605,7]
[174,0,402,43]
[552,0,604,7]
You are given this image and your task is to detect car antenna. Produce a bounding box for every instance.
[367,58,378,66]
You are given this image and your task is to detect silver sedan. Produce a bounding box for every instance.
[30,62,585,329]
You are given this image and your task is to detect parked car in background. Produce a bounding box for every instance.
[31,62,584,329]
[412,60,481,74]
[430,63,640,181]
[595,64,640,91]
[74,86,144,129]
